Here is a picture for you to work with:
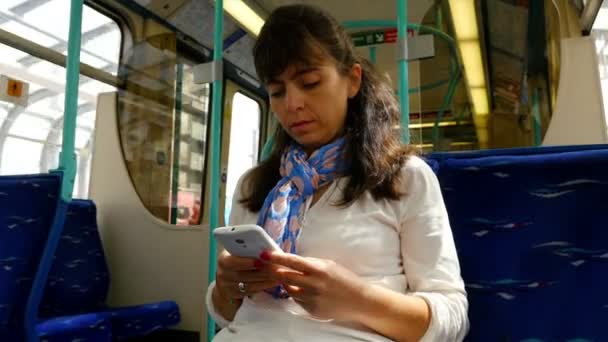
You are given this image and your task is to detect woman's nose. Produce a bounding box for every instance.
[285,87,305,113]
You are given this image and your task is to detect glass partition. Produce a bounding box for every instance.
[415,0,566,152]
[117,26,211,225]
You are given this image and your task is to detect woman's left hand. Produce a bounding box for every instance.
[262,251,369,321]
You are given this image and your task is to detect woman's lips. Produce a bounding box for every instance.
[290,120,314,132]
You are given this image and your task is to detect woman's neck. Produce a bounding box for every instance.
[303,146,316,157]
[301,133,346,158]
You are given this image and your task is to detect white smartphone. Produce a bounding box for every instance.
[213,224,283,258]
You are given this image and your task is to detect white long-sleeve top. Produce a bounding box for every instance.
[206,156,469,341]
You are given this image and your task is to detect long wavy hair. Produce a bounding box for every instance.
[240,4,415,212]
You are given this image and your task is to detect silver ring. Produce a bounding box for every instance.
[238,281,246,293]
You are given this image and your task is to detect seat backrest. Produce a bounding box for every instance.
[428,146,608,341]
[39,199,110,318]
[0,174,60,338]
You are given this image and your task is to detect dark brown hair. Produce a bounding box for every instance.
[241,4,414,212]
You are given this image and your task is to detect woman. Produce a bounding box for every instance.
[206,4,468,341]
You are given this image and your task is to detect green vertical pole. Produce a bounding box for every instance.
[436,3,443,30]
[25,1,82,340]
[369,46,377,64]
[170,63,184,224]
[207,0,223,340]
[398,0,410,143]
[58,0,83,201]
[532,88,542,146]
[260,134,274,161]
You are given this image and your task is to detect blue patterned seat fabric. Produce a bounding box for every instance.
[38,199,180,341]
[37,312,111,342]
[428,145,608,341]
[108,301,180,340]
[0,174,60,340]
[0,173,112,342]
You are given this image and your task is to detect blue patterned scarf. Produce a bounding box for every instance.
[257,137,349,297]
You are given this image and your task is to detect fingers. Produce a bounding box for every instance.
[266,252,319,274]
[218,251,330,303]
[217,279,279,299]
[243,280,281,295]
[284,284,306,301]
[218,250,260,271]
[220,269,274,283]
[216,250,280,299]
[272,267,318,290]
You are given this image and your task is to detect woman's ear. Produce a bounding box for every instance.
[348,63,362,98]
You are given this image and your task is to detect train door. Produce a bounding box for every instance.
[89,37,213,339]
[218,79,267,227]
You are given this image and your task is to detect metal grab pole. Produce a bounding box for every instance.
[397,0,410,143]
[532,88,542,146]
[24,0,83,340]
[58,0,83,201]
[369,46,377,64]
[207,0,224,340]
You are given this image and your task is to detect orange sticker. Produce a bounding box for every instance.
[7,79,23,97]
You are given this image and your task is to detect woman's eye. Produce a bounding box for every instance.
[269,89,284,97]
[302,81,320,89]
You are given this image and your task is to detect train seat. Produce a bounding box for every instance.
[0,173,112,341]
[39,199,180,340]
[427,145,608,341]
[37,312,112,342]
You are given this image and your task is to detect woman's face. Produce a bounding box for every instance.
[267,56,361,154]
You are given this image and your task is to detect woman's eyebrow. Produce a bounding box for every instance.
[292,67,319,79]
[268,67,320,84]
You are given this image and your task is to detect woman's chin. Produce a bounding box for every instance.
[291,133,342,152]
[294,137,323,150]
[289,133,318,147]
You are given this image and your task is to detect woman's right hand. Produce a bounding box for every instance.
[214,250,279,301]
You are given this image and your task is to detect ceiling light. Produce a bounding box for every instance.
[448,0,490,148]
[471,88,489,115]
[448,0,479,40]
[409,121,467,129]
[219,0,265,37]
[459,41,486,88]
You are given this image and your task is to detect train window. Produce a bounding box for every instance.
[2,1,121,76]
[117,26,211,225]
[172,64,209,226]
[0,2,121,199]
[591,4,608,135]
[224,92,261,224]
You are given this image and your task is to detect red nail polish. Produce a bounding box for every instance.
[260,250,271,261]
[254,260,263,269]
